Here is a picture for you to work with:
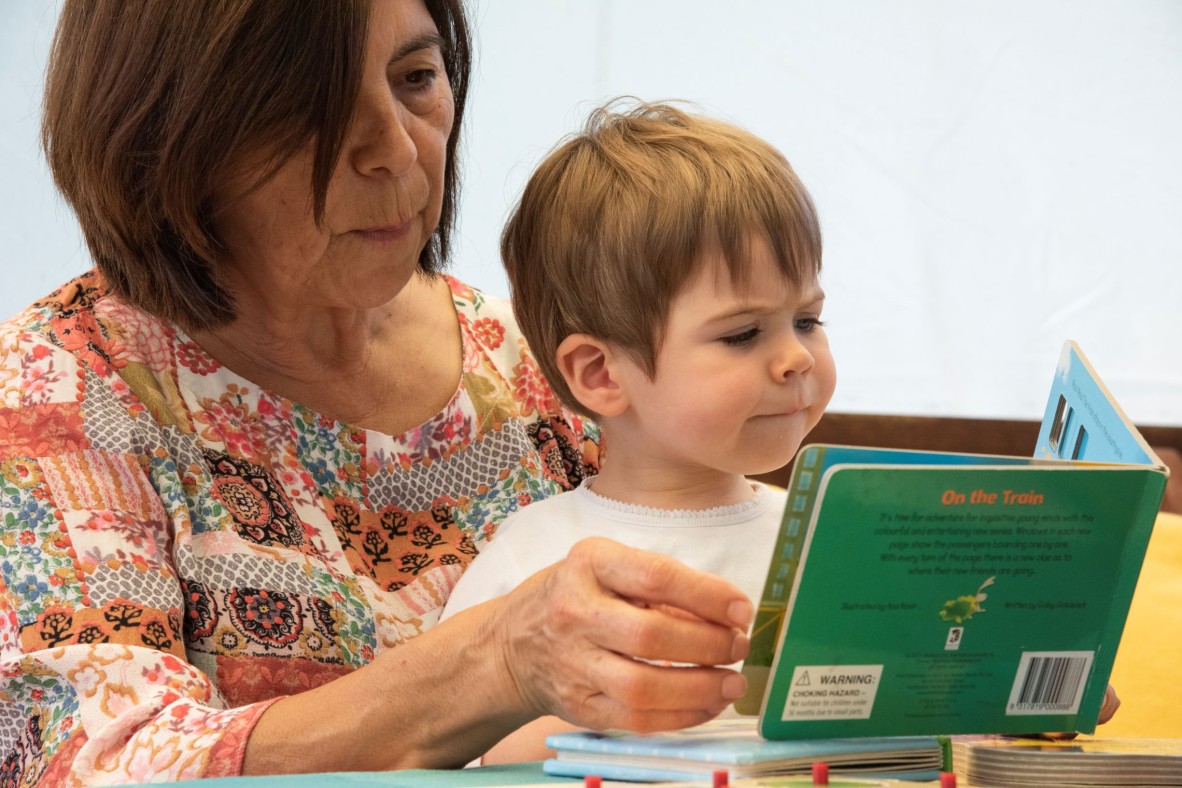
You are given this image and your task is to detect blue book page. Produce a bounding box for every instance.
[543,759,942,783]
[544,722,942,781]
[1034,341,1159,467]
[544,727,938,764]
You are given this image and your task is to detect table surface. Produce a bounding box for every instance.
[171,763,962,788]
[172,762,564,787]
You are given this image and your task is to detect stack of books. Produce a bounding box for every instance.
[953,736,1182,787]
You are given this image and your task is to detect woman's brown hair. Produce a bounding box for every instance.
[41,0,471,330]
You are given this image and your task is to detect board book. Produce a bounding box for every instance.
[542,718,942,782]
[736,340,1169,740]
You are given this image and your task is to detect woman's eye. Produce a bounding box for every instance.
[721,327,761,347]
[403,69,438,92]
[795,317,825,334]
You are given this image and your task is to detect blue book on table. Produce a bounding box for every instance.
[542,719,942,782]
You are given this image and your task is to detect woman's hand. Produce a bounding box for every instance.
[1097,683,1121,724]
[483,537,753,733]
[244,537,751,774]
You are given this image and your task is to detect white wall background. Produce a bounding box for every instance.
[3,1,1180,426]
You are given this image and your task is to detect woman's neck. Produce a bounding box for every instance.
[196,301,390,382]
[190,273,463,434]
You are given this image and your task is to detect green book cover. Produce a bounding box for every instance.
[739,341,1169,739]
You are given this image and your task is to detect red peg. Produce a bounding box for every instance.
[713,770,728,788]
[811,761,829,785]
[939,772,957,788]
[584,776,602,788]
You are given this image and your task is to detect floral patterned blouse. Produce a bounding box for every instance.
[0,271,599,786]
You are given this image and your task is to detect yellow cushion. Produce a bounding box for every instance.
[1100,511,1182,737]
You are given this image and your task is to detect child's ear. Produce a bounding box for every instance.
[555,334,629,417]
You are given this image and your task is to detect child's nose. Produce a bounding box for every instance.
[773,337,815,380]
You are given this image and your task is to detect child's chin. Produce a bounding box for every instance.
[741,453,800,477]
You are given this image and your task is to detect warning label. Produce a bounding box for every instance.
[780,664,884,721]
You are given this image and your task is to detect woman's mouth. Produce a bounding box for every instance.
[354,218,414,242]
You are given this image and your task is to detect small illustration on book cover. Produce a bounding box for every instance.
[939,576,995,624]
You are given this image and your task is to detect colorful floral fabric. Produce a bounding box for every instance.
[0,272,599,785]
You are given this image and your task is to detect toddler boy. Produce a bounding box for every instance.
[441,99,837,761]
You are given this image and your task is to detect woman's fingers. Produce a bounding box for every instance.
[548,585,749,666]
[565,537,750,663]
[572,537,754,631]
[549,651,740,732]
[1097,683,1121,724]
[492,536,754,732]
[570,691,727,735]
[586,655,746,712]
[543,538,751,666]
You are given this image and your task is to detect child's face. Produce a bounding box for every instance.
[613,235,836,477]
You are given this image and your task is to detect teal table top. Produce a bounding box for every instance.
[171,762,570,787]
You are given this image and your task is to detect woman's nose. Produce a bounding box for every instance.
[350,92,418,177]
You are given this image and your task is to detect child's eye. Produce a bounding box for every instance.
[795,317,825,334]
[721,327,761,347]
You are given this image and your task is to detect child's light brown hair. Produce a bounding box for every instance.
[502,98,823,418]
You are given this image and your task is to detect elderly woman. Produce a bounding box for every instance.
[0,0,753,783]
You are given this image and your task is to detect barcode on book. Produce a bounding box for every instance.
[1005,651,1093,715]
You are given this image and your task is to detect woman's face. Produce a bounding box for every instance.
[216,0,455,312]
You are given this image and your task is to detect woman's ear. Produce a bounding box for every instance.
[555,334,629,418]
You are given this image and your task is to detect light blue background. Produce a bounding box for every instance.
[3,2,1180,424]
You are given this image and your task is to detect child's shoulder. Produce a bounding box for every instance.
[491,487,587,544]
